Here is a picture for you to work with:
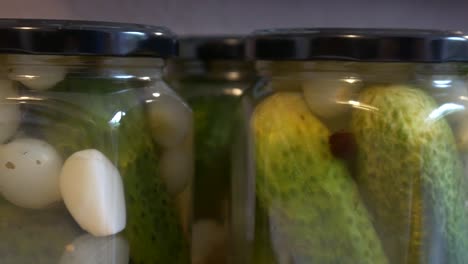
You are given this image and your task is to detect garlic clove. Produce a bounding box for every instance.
[0,138,62,209]
[60,234,129,264]
[160,129,193,195]
[60,149,126,237]
[192,219,226,264]
[302,74,361,119]
[147,94,192,148]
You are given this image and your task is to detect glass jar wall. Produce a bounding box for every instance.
[232,28,468,264]
[166,36,255,264]
[0,20,191,264]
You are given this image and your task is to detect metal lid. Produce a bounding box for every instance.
[178,36,246,60]
[247,28,468,62]
[0,19,177,58]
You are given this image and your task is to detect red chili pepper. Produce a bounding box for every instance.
[329,131,356,160]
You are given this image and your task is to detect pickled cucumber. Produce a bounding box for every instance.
[189,95,239,220]
[24,78,189,263]
[252,92,388,264]
[351,85,468,263]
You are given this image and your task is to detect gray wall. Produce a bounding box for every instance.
[1,0,468,35]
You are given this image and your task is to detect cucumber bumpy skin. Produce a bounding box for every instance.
[25,78,189,264]
[188,95,239,220]
[252,92,388,264]
[351,85,468,263]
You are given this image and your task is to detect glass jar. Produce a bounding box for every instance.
[0,19,192,263]
[165,36,255,264]
[232,28,468,264]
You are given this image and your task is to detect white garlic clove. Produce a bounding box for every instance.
[0,138,62,209]
[60,149,126,237]
[59,234,129,264]
[0,80,20,143]
[192,219,226,264]
[9,65,66,90]
[302,74,361,119]
[147,94,192,148]
[160,130,193,195]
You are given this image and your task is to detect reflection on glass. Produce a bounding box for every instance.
[426,103,465,122]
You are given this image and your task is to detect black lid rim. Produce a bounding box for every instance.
[247,28,468,62]
[177,35,246,60]
[0,18,178,58]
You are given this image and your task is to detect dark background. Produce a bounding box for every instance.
[3,0,468,35]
